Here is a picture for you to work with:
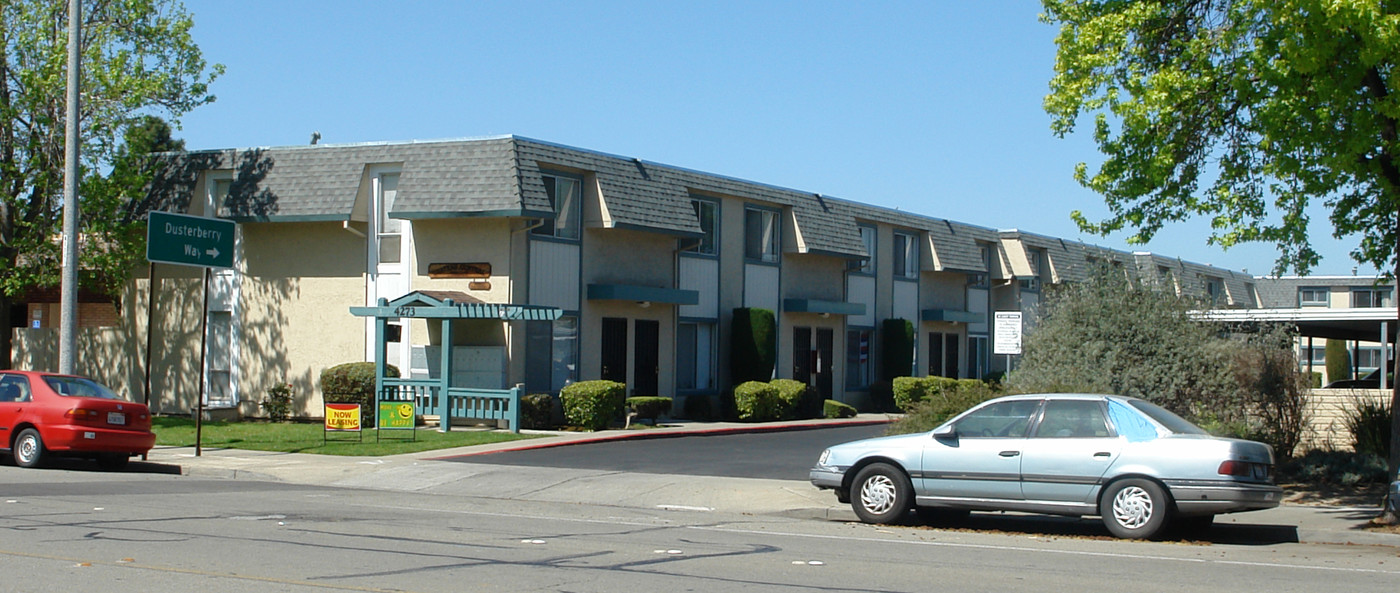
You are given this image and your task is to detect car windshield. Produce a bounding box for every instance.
[43,376,123,400]
[1127,399,1208,435]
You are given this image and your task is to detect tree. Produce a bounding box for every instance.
[0,0,220,367]
[1043,0,1399,520]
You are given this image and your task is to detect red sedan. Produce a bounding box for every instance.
[0,371,155,470]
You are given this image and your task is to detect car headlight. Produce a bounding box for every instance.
[817,449,831,466]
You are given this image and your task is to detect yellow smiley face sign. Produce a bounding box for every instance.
[377,401,416,429]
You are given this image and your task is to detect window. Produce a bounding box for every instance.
[690,199,718,256]
[1019,249,1042,291]
[968,244,990,287]
[744,207,780,263]
[1357,346,1384,370]
[1299,345,1326,369]
[1035,400,1111,439]
[952,399,1040,438]
[525,316,579,393]
[928,332,960,378]
[1299,287,1329,307]
[858,226,876,274]
[967,335,988,379]
[845,329,874,390]
[1352,287,1392,308]
[1158,266,1178,293]
[676,322,715,391]
[892,232,917,279]
[1205,277,1226,305]
[375,173,402,264]
[532,173,581,240]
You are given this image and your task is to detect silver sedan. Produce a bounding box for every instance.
[811,393,1282,539]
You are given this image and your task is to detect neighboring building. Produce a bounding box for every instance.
[1255,276,1396,384]
[10,136,1258,417]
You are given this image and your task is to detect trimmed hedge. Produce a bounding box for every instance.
[824,399,857,419]
[561,380,626,431]
[731,308,777,383]
[320,362,400,427]
[880,319,915,381]
[734,381,783,422]
[627,396,673,423]
[891,376,988,412]
[771,378,822,420]
[521,393,555,429]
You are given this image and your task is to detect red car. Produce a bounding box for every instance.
[0,371,155,470]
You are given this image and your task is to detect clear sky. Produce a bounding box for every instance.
[173,0,1374,278]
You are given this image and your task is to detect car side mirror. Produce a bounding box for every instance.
[932,424,957,440]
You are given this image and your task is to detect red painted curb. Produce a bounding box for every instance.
[425,418,891,460]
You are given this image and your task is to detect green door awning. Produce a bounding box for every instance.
[350,290,562,321]
[783,298,866,316]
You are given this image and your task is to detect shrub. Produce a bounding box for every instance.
[1228,327,1310,460]
[520,393,555,430]
[561,380,626,431]
[1279,449,1391,487]
[1325,339,1351,385]
[880,319,915,381]
[823,399,857,419]
[770,379,821,420]
[682,394,717,421]
[1345,398,1393,458]
[320,362,400,428]
[260,382,294,422]
[891,376,997,414]
[627,396,672,423]
[731,308,777,383]
[733,381,782,422]
[887,380,1000,435]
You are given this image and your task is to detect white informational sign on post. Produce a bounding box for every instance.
[993,311,1023,356]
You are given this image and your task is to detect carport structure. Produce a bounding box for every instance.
[1200,307,1398,389]
[350,291,561,433]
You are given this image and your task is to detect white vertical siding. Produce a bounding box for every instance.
[679,257,719,318]
[530,240,580,310]
[848,275,876,327]
[893,281,919,324]
[744,264,781,312]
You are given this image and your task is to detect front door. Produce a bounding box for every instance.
[633,320,659,396]
[792,327,812,384]
[601,318,628,384]
[815,328,834,399]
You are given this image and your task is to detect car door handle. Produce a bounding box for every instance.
[999,451,1020,457]
[1093,452,1112,457]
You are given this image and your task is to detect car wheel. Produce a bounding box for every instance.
[96,454,130,471]
[14,428,46,468]
[1101,478,1171,539]
[850,463,913,524]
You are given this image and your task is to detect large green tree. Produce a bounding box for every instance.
[1043,0,1399,518]
[0,0,220,367]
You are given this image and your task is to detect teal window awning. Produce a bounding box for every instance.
[587,284,699,306]
[783,298,865,316]
[350,290,561,321]
[921,308,984,324]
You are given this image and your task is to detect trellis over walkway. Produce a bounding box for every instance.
[349,291,562,433]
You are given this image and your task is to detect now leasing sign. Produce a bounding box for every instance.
[146,211,236,269]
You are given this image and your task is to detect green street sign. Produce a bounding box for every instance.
[147,211,236,269]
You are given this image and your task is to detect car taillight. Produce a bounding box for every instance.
[65,408,102,420]
[1217,460,1251,477]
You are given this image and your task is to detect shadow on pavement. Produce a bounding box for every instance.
[0,456,183,475]
[901,511,1301,545]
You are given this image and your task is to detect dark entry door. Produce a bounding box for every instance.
[816,328,834,399]
[792,327,812,385]
[601,317,628,384]
[633,320,659,396]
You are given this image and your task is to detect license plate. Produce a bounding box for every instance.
[1253,465,1267,479]
[107,412,126,426]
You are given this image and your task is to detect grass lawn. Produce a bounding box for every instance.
[152,417,539,456]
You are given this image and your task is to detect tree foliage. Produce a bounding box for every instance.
[1043,0,1398,275]
[0,0,220,365]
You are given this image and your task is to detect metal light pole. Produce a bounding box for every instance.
[58,0,82,374]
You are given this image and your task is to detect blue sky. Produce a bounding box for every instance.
[173,0,1373,277]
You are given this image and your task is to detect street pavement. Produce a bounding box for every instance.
[137,414,1400,548]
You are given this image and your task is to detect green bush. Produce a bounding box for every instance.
[880,319,915,381]
[1280,449,1391,487]
[734,381,782,422]
[321,362,400,427]
[887,380,1000,435]
[770,379,822,419]
[891,376,995,413]
[520,393,555,430]
[627,396,672,423]
[1325,339,1351,385]
[682,394,717,421]
[1345,398,1393,458]
[731,308,777,383]
[260,382,294,422]
[561,380,626,431]
[823,399,857,419]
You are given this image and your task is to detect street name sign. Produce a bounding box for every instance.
[147,211,235,269]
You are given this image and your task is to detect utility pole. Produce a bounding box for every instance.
[58,0,82,374]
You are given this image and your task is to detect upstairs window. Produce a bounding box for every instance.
[744,207,780,263]
[1205,277,1226,305]
[375,173,402,264]
[1299,287,1328,307]
[858,225,876,274]
[1352,287,1392,308]
[533,173,581,240]
[892,232,918,279]
[1019,249,1043,291]
[690,199,718,256]
[968,243,990,287]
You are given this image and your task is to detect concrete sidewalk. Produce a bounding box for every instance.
[140,415,1400,548]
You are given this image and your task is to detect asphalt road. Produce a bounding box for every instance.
[441,423,890,479]
[2,466,1397,593]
